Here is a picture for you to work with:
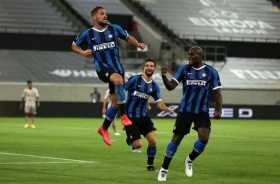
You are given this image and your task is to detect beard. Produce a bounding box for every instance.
[145,70,154,77]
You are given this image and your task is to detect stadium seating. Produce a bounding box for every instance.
[136,0,280,42]
[0,50,143,83]
[65,0,133,22]
[0,0,77,35]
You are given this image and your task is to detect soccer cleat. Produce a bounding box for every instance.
[120,114,132,126]
[157,167,168,182]
[185,156,193,177]
[147,165,155,171]
[31,124,36,129]
[24,124,29,128]
[97,127,112,146]
[132,148,142,153]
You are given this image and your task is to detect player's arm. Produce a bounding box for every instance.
[114,24,145,49]
[71,30,92,58]
[36,89,40,108]
[211,89,222,119]
[161,66,178,91]
[156,100,172,112]
[126,35,145,49]
[71,42,92,58]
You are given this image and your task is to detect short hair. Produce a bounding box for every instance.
[144,58,157,67]
[189,46,203,55]
[91,6,105,16]
[27,80,32,84]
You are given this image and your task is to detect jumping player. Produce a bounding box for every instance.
[71,6,145,145]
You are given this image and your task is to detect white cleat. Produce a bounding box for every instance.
[157,167,168,182]
[185,156,193,177]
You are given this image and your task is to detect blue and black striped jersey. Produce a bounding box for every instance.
[125,74,162,118]
[172,64,222,114]
[73,24,128,74]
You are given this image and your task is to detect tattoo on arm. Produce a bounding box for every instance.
[162,75,177,91]
[212,89,223,112]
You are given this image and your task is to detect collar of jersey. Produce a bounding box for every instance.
[141,75,153,84]
[191,64,206,70]
[92,26,108,32]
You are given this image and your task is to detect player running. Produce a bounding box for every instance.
[21,80,40,128]
[124,58,171,171]
[71,6,145,145]
[157,46,223,181]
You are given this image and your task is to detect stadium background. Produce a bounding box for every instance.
[0,0,279,184]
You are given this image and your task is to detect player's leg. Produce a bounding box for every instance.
[24,104,30,128]
[109,73,132,126]
[98,93,118,145]
[158,112,192,181]
[30,106,36,128]
[185,113,211,177]
[145,131,156,171]
[124,118,143,149]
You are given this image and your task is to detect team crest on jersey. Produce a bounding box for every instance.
[202,73,206,77]
[108,34,113,39]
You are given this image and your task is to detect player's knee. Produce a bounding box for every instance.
[165,141,177,158]
[132,139,143,149]
[110,74,123,85]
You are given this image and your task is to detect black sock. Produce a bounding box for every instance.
[147,156,154,166]
[102,119,111,130]
[189,150,200,161]
[118,103,126,116]
[162,156,172,170]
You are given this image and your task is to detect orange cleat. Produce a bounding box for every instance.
[120,114,132,126]
[97,127,112,146]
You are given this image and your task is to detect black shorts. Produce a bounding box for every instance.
[173,112,211,135]
[126,117,156,143]
[96,69,124,94]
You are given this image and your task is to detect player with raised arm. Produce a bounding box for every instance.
[71,6,145,145]
[157,46,223,181]
[125,58,171,171]
[21,80,40,128]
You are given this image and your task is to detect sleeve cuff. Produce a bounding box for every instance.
[212,86,222,91]
[155,98,163,103]
[171,77,179,84]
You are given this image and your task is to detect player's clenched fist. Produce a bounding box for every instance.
[161,66,168,75]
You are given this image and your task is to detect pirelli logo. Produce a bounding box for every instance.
[93,41,115,51]
[133,91,149,99]
[186,80,207,86]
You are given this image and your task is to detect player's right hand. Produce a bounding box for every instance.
[161,66,168,75]
[81,49,93,57]
[102,108,106,115]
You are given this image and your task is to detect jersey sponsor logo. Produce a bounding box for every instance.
[133,91,150,99]
[186,80,207,86]
[92,41,115,51]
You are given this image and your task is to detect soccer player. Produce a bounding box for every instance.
[102,89,120,136]
[157,46,223,181]
[21,80,40,128]
[125,58,171,171]
[71,6,145,145]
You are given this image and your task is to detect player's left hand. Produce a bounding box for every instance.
[137,43,145,50]
[214,111,222,119]
[36,102,40,108]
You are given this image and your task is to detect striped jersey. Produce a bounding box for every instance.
[172,64,222,114]
[73,24,128,74]
[125,74,162,118]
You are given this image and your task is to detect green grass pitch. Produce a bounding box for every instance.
[0,118,279,184]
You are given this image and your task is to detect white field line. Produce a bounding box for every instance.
[0,152,95,163]
[0,161,92,165]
